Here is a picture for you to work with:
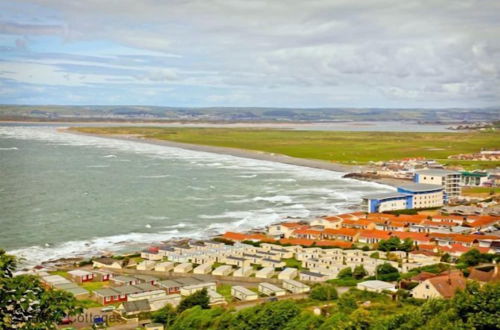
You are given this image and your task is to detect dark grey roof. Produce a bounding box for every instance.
[173,277,203,286]
[363,192,410,200]
[301,271,325,277]
[158,280,181,288]
[263,258,281,263]
[64,287,89,296]
[398,183,443,192]
[133,283,158,292]
[114,285,141,295]
[94,257,121,265]
[113,275,136,282]
[226,256,245,261]
[94,288,119,297]
[122,299,151,313]
[417,169,460,176]
[134,274,158,282]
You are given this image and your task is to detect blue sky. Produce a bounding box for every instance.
[0,0,499,107]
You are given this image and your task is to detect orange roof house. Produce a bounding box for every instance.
[390,232,432,245]
[322,228,359,241]
[358,230,391,244]
[411,273,466,299]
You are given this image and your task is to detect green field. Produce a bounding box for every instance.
[72,127,500,168]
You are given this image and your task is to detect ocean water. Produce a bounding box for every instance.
[0,125,392,266]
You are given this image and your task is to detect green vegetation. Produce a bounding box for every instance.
[462,186,500,195]
[0,250,82,329]
[457,248,500,268]
[376,263,400,281]
[378,237,413,252]
[216,284,233,302]
[177,288,210,313]
[284,257,303,270]
[81,281,106,292]
[76,299,102,308]
[310,283,339,301]
[72,127,500,167]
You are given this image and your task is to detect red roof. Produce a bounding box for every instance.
[281,222,304,228]
[469,216,500,227]
[279,238,315,246]
[222,232,274,242]
[293,228,323,236]
[427,273,466,298]
[323,216,342,222]
[390,232,431,243]
[222,232,247,241]
[359,230,391,239]
[316,240,353,248]
[323,228,359,237]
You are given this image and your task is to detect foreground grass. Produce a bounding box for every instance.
[72,127,500,167]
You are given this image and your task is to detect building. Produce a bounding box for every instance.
[207,289,226,305]
[154,261,174,272]
[362,192,412,213]
[212,265,233,276]
[357,280,396,293]
[255,267,274,279]
[67,269,94,283]
[282,279,310,294]
[112,275,140,286]
[299,271,332,282]
[158,280,182,294]
[92,270,113,281]
[460,171,489,187]
[137,260,157,271]
[468,265,500,284]
[193,263,213,275]
[92,257,124,269]
[258,282,286,296]
[278,268,298,280]
[117,299,151,317]
[180,282,216,296]
[411,273,466,299]
[231,286,259,301]
[173,263,193,273]
[415,169,461,198]
[233,267,254,277]
[397,184,444,209]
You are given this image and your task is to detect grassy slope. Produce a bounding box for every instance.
[72,127,500,167]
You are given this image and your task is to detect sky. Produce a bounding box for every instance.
[0,0,499,108]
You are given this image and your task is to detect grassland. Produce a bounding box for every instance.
[72,127,499,168]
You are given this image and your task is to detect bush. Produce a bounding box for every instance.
[177,288,210,313]
[310,284,338,301]
[337,267,353,279]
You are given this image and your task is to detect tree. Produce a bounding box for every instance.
[310,284,338,301]
[440,253,451,263]
[352,265,368,280]
[400,239,414,252]
[283,312,324,330]
[337,267,353,279]
[376,263,400,281]
[151,304,177,327]
[231,300,300,330]
[337,295,358,314]
[177,288,210,313]
[0,250,82,329]
[378,237,402,252]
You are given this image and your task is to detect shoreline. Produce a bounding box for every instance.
[64,129,406,187]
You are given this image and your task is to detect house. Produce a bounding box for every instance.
[92,257,124,269]
[233,267,254,277]
[92,270,112,282]
[468,265,499,284]
[212,265,233,276]
[282,279,310,294]
[260,258,286,268]
[180,282,216,296]
[299,271,331,282]
[149,294,181,310]
[67,270,94,283]
[224,256,251,268]
[357,280,396,293]
[411,273,466,299]
[93,288,126,305]
[173,263,193,273]
[256,267,275,279]
[258,282,286,296]
[390,232,431,246]
[112,275,140,286]
[41,275,72,287]
[117,299,151,317]
[358,230,391,244]
[292,228,323,240]
[137,260,157,271]
[278,268,298,280]
[128,290,166,302]
[53,282,90,299]
[268,222,305,238]
[322,228,359,241]
[311,216,343,229]
[154,261,174,272]
[158,280,181,294]
[231,286,259,301]
[193,263,213,275]
[134,274,159,285]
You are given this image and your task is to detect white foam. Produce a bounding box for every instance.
[0,147,18,150]
[253,195,293,204]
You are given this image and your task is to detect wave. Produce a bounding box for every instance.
[0,147,18,150]
[253,195,293,204]
[103,154,116,158]
[139,174,171,179]
[86,165,110,168]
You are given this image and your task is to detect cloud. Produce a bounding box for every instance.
[0,0,499,107]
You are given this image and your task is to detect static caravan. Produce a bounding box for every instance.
[112,275,141,286]
[137,260,157,271]
[93,288,125,305]
[173,262,193,273]
[299,271,331,282]
[282,279,310,294]
[135,274,159,285]
[212,265,233,276]
[258,282,286,296]
[224,256,251,268]
[41,275,71,287]
[260,258,286,268]
[180,282,217,296]
[231,285,259,301]
[233,267,254,277]
[128,290,166,302]
[155,261,174,272]
[207,289,225,305]
[256,267,274,279]
[192,263,211,274]
[278,268,298,280]
[68,269,94,283]
[141,249,163,261]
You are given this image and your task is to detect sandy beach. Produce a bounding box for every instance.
[64,129,409,187]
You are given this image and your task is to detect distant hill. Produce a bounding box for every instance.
[0,105,498,123]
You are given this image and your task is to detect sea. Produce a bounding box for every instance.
[0,124,394,267]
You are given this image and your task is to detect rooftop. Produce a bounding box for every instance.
[416,169,460,176]
[398,183,443,192]
[363,192,410,200]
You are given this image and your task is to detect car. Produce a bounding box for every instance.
[101,306,115,312]
[60,317,73,325]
